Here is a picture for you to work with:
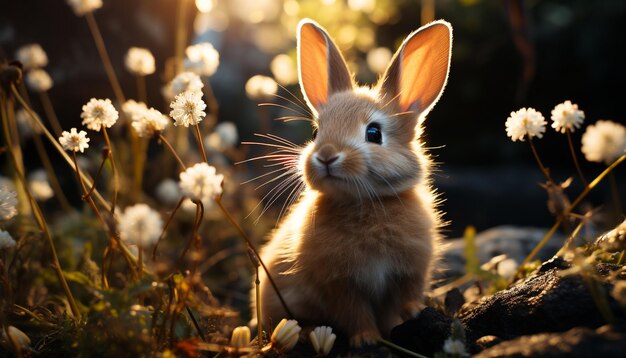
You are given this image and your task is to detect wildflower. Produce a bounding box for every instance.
[171,71,204,96]
[179,162,223,202]
[230,326,251,349]
[28,170,54,201]
[25,68,53,92]
[271,319,301,352]
[81,98,119,131]
[0,186,18,221]
[66,0,102,16]
[156,179,182,205]
[15,44,48,70]
[309,326,336,356]
[551,100,585,133]
[581,120,626,165]
[505,107,547,142]
[125,47,156,76]
[245,75,277,101]
[366,47,392,75]
[59,128,90,153]
[184,43,220,77]
[118,204,163,247]
[122,99,148,119]
[131,107,170,137]
[205,121,238,151]
[169,90,206,127]
[270,54,298,85]
[443,337,468,357]
[0,230,16,250]
[16,108,42,136]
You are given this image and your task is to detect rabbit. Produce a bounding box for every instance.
[252,18,452,347]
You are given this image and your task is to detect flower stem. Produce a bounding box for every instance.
[138,245,143,280]
[378,338,428,358]
[255,264,263,345]
[214,196,293,318]
[32,134,73,212]
[175,0,189,73]
[102,128,119,214]
[136,75,147,103]
[194,124,208,163]
[566,129,588,187]
[158,133,187,170]
[528,137,552,182]
[608,172,623,220]
[38,90,63,137]
[83,152,108,200]
[153,197,185,261]
[1,90,81,319]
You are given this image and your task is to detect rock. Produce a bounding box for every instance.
[390,307,453,357]
[475,335,502,350]
[459,264,625,345]
[474,325,626,358]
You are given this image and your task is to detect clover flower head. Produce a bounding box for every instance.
[132,107,170,137]
[184,42,220,77]
[171,71,204,96]
[118,204,163,247]
[169,90,206,127]
[28,170,54,201]
[271,319,301,352]
[443,338,468,357]
[122,99,148,119]
[245,75,277,101]
[551,100,585,133]
[125,47,156,76]
[309,326,336,356]
[179,163,223,203]
[230,326,251,349]
[581,120,626,165]
[15,44,48,70]
[0,186,18,222]
[66,0,103,16]
[505,107,546,142]
[0,230,16,250]
[59,128,90,153]
[25,68,53,92]
[81,98,119,131]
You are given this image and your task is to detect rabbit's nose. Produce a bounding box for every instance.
[316,155,339,165]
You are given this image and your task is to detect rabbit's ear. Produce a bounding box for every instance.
[297,19,353,113]
[381,20,452,116]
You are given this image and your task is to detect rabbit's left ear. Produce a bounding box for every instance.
[381,21,452,117]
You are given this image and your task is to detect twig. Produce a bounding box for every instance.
[566,129,588,187]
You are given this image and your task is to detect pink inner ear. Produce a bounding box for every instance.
[300,24,329,108]
[399,25,451,113]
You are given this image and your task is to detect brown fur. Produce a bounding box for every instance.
[253,19,452,347]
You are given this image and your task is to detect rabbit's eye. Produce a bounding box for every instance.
[366,123,382,144]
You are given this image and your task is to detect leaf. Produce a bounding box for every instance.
[64,271,96,288]
[463,226,479,275]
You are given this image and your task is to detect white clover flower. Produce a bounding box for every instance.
[28,170,54,201]
[184,43,220,77]
[171,71,204,96]
[132,107,170,137]
[245,75,277,101]
[0,230,16,250]
[0,186,18,221]
[118,204,163,247]
[443,337,468,357]
[59,128,90,153]
[125,47,156,76]
[156,179,182,205]
[204,121,238,151]
[66,0,103,16]
[270,54,298,85]
[25,68,53,92]
[367,47,392,75]
[551,100,585,133]
[581,120,626,165]
[16,108,43,137]
[179,162,223,202]
[309,326,336,356]
[122,99,148,119]
[230,326,251,349]
[15,44,48,70]
[81,98,119,131]
[169,90,207,127]
[271,319,301,352]
[505,107,547,142]
[161,83,175,103]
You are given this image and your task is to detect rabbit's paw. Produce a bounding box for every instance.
[350,329,381,347]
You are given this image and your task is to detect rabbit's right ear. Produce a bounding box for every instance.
[297,19,353,114]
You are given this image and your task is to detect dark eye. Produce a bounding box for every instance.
[312,128,318,140]
[366,123,382,144]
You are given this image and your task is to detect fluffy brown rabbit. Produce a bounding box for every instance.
[252,18,452,347]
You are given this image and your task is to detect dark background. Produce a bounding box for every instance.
[2,0,625,236]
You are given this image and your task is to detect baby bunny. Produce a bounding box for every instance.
[253,18,452,347]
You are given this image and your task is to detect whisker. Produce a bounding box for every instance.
[269,93,313,117]
[277,83,310,111]
[255,174,302,223]
[241,166,292,185]
[381,90,404,110]
[246,173,298,220]
[241,141,301,152]
[255,169,298,191]
[390,111,415,117]
[276,181,305,226]
[274,116,315,123]
[258,103,309,117]
[235,153,298,165]
[254,133,301,149]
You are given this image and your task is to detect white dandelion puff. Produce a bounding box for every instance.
[245,75,277,101]
[178,162,223,202]
[581,120,626,165]
[156,179,182,205]
[125,47,156,76]
[169,90,206,127]
[0,186,18,222]
[551,100,585,133]
[171,71,204,96]
[25,68,53,92]
[59,128,90,153]
[81,98,119,131]
[117,204,163,247]
[0,230,17,250]
[505,107,547,142]
[131,107,170,137]
[184,42,220,77]
[28,170,54,201]
[66,0,103,16]
[122,99,148,120]
[15,44,48,70]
